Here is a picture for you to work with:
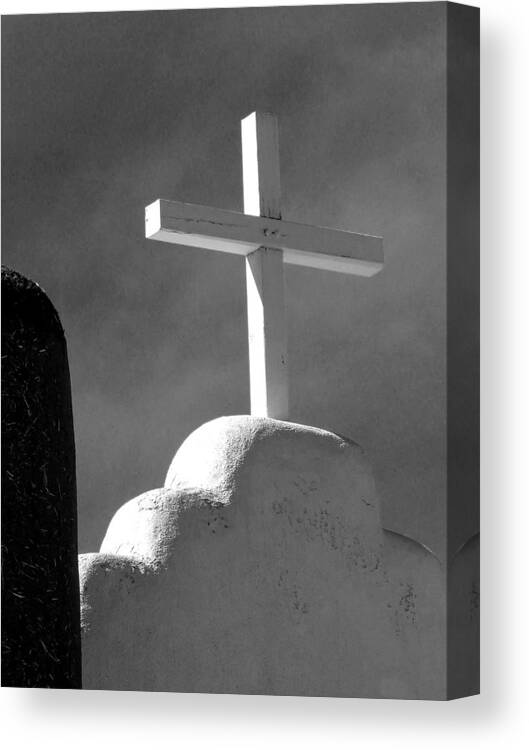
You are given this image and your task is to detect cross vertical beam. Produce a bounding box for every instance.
[242,112,289,419]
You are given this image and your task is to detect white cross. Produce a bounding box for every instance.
[145,112,383,420]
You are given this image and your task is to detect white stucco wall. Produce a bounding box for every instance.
[79,416,444,698]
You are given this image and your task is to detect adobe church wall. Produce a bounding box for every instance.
[80,415,445,698]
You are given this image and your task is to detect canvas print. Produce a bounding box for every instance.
[1,2,479,699]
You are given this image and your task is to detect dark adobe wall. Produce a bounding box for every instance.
[1,267,81,688]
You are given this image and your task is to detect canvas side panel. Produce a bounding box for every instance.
[446,1,480,700]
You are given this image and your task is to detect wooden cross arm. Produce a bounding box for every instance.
[146,199,383,277]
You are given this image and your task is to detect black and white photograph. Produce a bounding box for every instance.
[2,0,484,722]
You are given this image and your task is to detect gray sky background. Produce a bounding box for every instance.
[2,3,462,559]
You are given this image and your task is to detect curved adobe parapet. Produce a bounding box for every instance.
[80,416,444,698]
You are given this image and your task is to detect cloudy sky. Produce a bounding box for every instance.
[2,3,463,559]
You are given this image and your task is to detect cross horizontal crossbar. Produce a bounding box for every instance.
[146,199,383,277]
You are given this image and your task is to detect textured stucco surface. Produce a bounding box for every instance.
[1,267,81,688]
[80,416,444,698]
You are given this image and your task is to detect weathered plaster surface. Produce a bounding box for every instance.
[80,416,444,698]
[2,267,81,688]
